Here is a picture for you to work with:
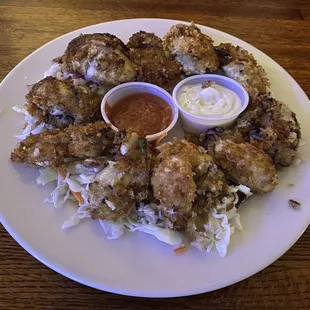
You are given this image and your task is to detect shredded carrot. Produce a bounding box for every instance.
[155,132,168,146]
[58,168,84,203]
[71,191,84,203]
[58,168,67,180]
[173,246,187,255]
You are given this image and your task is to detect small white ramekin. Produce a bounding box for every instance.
[172,74,249,133]
[101,82,179,141]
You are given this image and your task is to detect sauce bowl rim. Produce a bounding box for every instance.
[101,81,179,140]
[172,74,249,121]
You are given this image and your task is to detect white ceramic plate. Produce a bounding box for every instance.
[0,19,309,298]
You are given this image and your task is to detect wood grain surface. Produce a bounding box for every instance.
[1,1,310,309]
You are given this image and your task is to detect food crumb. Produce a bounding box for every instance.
[201,81,214,89]
[289,199,301,210]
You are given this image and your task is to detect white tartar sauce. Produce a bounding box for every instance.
[178,83,242,118]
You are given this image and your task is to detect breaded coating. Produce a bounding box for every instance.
[152,141,197,229]
[127,31,181,89]
[216,43,270,99]
[235,96,301,166]
[213,139,278,193]
[10,122,120,168]
[163,23,219,75]
[127,31,162,49]
[89,136,151,221]
[194,157,228,195]
[156,139,213,169]
[63,33,137,85]
[200,127,247,154]
[151,139,227,229]
[157,139,227,194]
[26,77,102,128]
[152,153,196,212]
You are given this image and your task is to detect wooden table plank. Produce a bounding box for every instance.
[0,1,309,309]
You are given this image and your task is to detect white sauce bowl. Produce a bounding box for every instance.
[172,74,249,133]
[101,82,179,141]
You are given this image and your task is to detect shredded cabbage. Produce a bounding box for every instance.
[231,184,253,198]
[202,208,237,257]
[12,104,27,114]
[12,104,46,140]
[36,161,249,256]
[44,184,71,208]
[190,185,248,257]
[36,168,58,185]
[65,177,83,192]
[131,224,182,245]
[62,205,91,229]
[98,203,182,246]
[99,220,126,239]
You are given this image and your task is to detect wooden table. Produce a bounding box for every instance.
[1,1,310,309]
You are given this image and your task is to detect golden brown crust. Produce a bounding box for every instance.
[152,152,196,211]
[66,33,127,56]
[151,141,201,229]
[235,96,301,167]
[127,31,162,49]
[26,77,102,128]
[63,33,137,85]
[214,139,278,193]
[89,137,151,221]
[10,122,118,168]
[163,23,219,74]
[89,157,149,221]
[156,139,213,168]
[157,139,226,195]
[216,43,270,99]
[127,31,181,89]
[151,139,228,229]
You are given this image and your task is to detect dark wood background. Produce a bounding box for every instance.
[0,1,309,309]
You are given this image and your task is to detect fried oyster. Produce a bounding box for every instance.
[163,23,219,75]
[151,140,227,230]
[62,33,137,85]
[216,43,270,99]
[89,135,152,221]
[127,31,181,89]
[10,122,122,168]
[151,150,196,229]
[160,140,248,252]
[212,139,278,193]
[25,76,102,129]
[235,96,301,167]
